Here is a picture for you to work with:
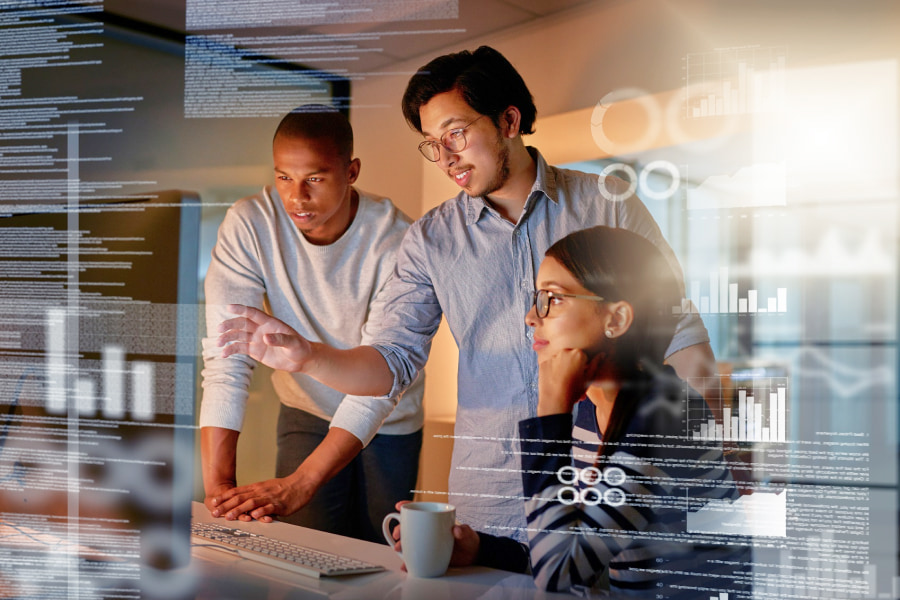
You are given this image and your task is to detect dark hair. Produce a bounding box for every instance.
[273,104,353,162]
[401,46,536,135]
[544,226,682,455]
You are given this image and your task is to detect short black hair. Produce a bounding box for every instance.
[401,46,536,135]
[273,104,353,162]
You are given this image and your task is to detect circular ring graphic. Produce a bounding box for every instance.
[579,466,602,486]
[603,466,627,487]
[557,465,580,485]
[590,87,662,156]
[604,488,627,507]
[581,487,603,506]
[598,163,638,202]
[557,486,580,506]
[638,160,681,201]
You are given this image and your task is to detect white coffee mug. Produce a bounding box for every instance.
[382,502,455,578]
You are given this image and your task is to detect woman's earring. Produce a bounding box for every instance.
[605,329,614,338]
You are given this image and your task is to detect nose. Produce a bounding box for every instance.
[288,181,310,202]
[437,145,458,169]
[525,303,539,328]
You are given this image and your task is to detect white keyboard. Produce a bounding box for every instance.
[191,521,385,578]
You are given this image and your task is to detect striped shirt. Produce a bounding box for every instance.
[519,368,752,598]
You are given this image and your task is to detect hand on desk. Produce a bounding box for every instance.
[209,472,315,522]
[218,304,313,373]
[389,500,480,569]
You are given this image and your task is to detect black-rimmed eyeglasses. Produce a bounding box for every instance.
[532,289,606,318]
[417,115,486,162]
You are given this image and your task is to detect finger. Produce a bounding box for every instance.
[227,304,266,319]
[250,504,278,520]
[391,523,401,541]
[263,333,298,348]
[215,492,257,517]
[394,500,411,511]
[224,498,267,520]
[217,329,254,347]
[220,343,250,359]
[217,316,257,335]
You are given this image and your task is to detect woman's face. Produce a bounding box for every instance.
[525,256,608,358]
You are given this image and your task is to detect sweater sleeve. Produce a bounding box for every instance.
[474,532,531,574]
[518,414,654,596]
[198,200,266,431]
[329,198,425,445]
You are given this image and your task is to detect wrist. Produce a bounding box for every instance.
[290,462,326,493]
[537,390,575,416]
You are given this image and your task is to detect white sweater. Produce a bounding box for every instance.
[199,186,424,445]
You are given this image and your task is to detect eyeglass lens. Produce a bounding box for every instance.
[535,290,549,318]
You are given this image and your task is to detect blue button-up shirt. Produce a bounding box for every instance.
[365,149,708,540]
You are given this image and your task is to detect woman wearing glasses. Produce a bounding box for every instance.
[444,225,749,597]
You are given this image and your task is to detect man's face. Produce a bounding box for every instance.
[418,88,511,198]
[273,134,360,245]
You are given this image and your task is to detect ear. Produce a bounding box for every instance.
[347,157,361,184]
[499,105,522,139]
[605,301,634,338]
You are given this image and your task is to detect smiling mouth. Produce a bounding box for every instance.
[451,169,471,186]
[291,211,315,224]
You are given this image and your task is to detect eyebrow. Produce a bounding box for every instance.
[422,116,469,138]
[274,166,330,176]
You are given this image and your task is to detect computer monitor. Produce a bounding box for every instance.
[0,190,200,599]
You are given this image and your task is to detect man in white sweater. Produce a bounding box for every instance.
[199,106,424,542]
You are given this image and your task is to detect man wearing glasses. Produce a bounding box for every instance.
[213,47,713,556]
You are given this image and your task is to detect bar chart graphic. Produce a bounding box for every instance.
[45,308,156,420]
[674,268,787,315]
[684,46,787,118]
[688,376,788,443]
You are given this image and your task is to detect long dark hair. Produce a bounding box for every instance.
[544,226,683,455]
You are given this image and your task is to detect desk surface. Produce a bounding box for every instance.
[188,502,571,600]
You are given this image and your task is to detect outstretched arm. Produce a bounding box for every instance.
[217,304,394,397]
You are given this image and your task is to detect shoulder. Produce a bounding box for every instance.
[352,188,415,247]
[215,187,278,238]
[409,192,468,236]
[346,190,418,265]
[626,366,689,437]
[356,189,412,226]
[223,187,279,224]
[543,158,645,218]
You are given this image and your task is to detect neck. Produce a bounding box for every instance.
[484,142,536,223]
[586,381,619,435]
[303,188,359,246]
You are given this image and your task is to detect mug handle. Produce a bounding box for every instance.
[382,511,402,555]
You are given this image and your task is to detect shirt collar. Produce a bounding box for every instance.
[463,147,559,226]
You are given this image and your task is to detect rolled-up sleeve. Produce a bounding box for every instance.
[361,221,443,399]
[199,207,265,431]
